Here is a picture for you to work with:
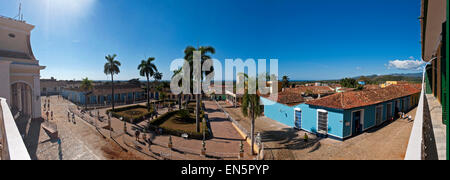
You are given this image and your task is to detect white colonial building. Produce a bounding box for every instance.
[0,16,45,120]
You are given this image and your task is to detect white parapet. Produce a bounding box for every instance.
[404,68,426,160]
[0,97,31,160]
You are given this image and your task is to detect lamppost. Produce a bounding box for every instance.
[121,117,125,134]
[108,112,112,138]
[201,140,206,157]
[239,140,244,159]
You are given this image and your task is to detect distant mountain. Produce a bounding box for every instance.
[353,73,422,83]
[389,73,422,78]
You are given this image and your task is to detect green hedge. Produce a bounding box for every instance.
[106,105,154,124]
[148,110,211,140]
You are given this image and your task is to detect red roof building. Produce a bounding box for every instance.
[306,84,422,110]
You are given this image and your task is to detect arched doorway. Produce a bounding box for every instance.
[10,82,33,117]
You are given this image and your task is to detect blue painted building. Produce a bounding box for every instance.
[62,84,145,106]
[261,84,421,140]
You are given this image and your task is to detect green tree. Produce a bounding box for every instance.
[174,45,215,133]
[154,71,163,108]
[104,54,121,111]
[340,78,358,88]
[172,68,183,110]
[241,75,261,155]
[138,57,158,111]
[81,77,93,110]
[282,75,290,88]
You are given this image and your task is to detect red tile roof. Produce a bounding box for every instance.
[261,91,305,106]
[364,84,381,90]
[306,84,422,110]
[285,86,334,95]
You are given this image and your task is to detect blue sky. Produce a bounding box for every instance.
[0,0,423,81]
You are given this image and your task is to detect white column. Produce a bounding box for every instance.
[32,75,42,119]
[0,61,12,104]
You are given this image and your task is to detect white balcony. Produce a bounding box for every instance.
[0,97,31,160]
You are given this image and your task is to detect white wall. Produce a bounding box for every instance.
[0,61,11,104]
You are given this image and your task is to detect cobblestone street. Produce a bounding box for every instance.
[219,101,416,160]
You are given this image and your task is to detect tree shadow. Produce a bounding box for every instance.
[261,128,323,152]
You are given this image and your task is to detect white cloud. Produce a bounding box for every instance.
[387,59,425,71]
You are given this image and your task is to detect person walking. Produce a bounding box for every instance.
[51,111,54,120]
[135,130,141,141]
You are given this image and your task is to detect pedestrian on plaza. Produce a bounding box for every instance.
[135,130,141,141]
[148,137,152,146]
[142,133,147,143]
[51,111,54,120]
[67,112,70,122]
[72,113,75,123]
[46,111,49,121]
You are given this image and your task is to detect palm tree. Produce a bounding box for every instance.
[154,72,163,83]
[241,75,261,155]
[138,57,158,111]
[183,45,215,133]
[81,77,93,110]
[282,75,290,88]
[172,68,183,110]
[154,72,163,108]
[104,54,121,111]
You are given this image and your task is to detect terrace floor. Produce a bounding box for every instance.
[219,101,417,160]
[424,94,447,160]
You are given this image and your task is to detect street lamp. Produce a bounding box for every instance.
[121,117,126,134]
[108,112,112,138]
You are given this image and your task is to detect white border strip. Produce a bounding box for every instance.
[404,66,426,160]
[1,97,31,160]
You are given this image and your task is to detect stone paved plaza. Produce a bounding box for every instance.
[17,96,253,160]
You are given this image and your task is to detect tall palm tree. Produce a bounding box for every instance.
[138,57,158,111]
[81,77,93,110]
[182,45,215,133]
[241,78,261,155]
[154,72,163,109]
[104,54,121,111]
[172,68,183,110]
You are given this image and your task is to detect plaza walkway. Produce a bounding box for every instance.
[24,96,253,160]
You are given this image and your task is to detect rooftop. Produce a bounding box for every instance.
[306,84,422,110]
[65,83,144,95]
[285,86,334,95]
[261,91,305,106]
